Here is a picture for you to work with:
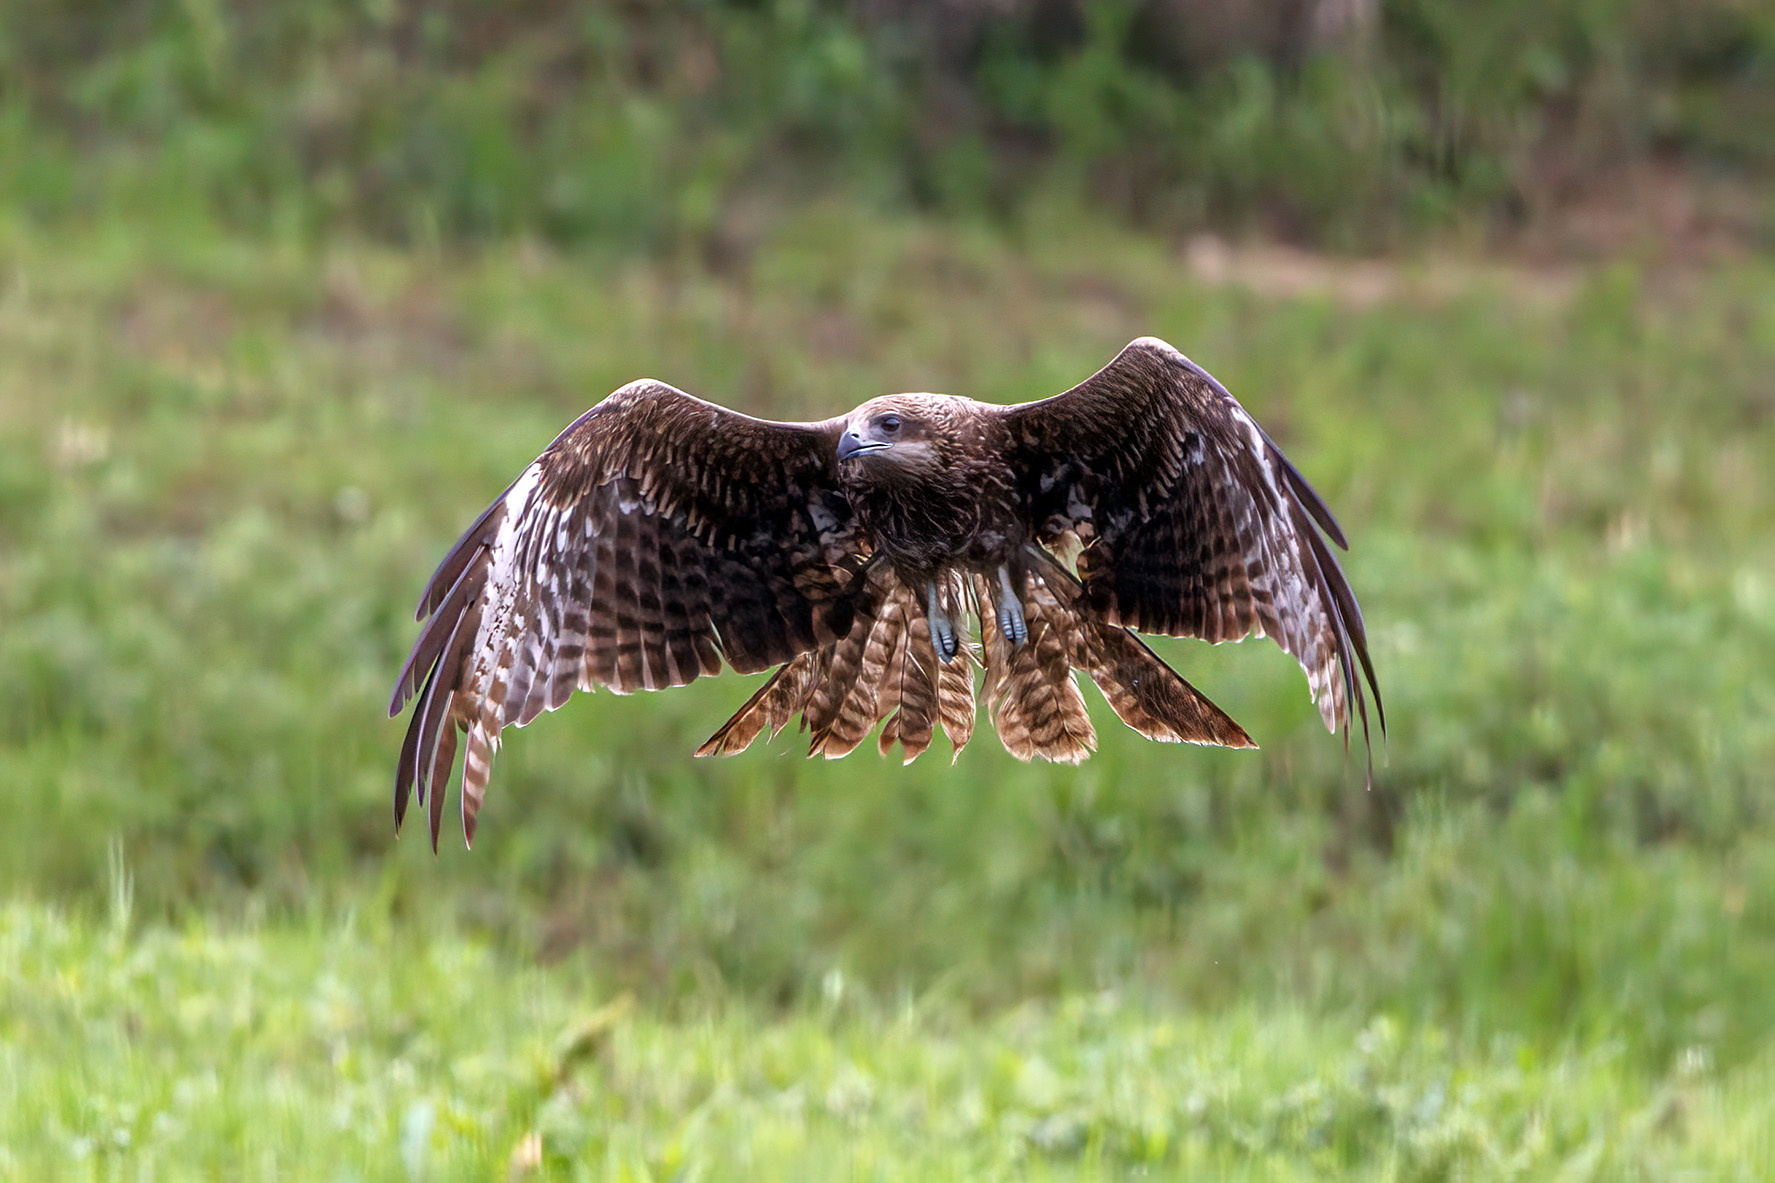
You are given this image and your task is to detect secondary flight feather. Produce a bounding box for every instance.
[391,338,1383,848]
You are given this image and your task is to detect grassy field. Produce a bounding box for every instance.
[4,201,1775,1176]
[7,900,1773,1179]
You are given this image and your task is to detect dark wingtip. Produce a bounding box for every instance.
[1273,441,1349,551]
[393,662,439,835]
[1368,661,1388,739]
[427,740,447,854]
[413,487,513,622]
[391,551,493,720]
[390,673,415,720]
[1289,499,1385,785]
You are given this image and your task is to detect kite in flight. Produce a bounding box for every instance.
[391,337,1382,848]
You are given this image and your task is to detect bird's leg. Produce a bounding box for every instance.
[995,565,1028,648]
[925,580,959,663]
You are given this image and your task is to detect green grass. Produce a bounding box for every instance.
[3,201,1775,1175]
[5,901,1773,1179]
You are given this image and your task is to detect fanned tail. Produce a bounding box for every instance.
[696,573,976,763]
[699,557,1251,764]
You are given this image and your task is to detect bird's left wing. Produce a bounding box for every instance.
[389,381,860,848]
[999,337,1382,760]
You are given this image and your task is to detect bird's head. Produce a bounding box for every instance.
[836,394,956,480]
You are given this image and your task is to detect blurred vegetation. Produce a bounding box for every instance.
[7,900,1773,1177]
[2,0,1771,251]
[4,1,1775,1175]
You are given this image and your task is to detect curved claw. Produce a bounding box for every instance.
[996,566,1028,647]
[926,580,960,663]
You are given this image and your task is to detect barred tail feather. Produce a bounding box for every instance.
[1023,550,1254,751]
[1080,625,1255,748]
[806,594,899,758]
[936,633,976,760]
[699,575,976,765]
[694,655,823,757]
[978,573,1095,763]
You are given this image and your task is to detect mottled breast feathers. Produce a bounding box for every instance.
[391,339,1384,850]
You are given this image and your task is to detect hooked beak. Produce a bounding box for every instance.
[837,429,887,462]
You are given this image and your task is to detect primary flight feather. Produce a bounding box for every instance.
[391,337,1383,849]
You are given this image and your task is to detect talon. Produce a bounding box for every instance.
[926,580,959,662]
[996,566,1028,647]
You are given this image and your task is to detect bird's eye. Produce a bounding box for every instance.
[879,414,901,434]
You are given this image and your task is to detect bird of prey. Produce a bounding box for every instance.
[391,337,1382,848]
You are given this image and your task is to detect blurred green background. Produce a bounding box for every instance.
[3,1,1775,1177]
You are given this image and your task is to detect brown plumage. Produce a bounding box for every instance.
[390,337,1383,848]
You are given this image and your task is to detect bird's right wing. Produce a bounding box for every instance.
[389,381,863,849]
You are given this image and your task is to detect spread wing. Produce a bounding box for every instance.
[389,381,863,849]
[1002,337,1382,761]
